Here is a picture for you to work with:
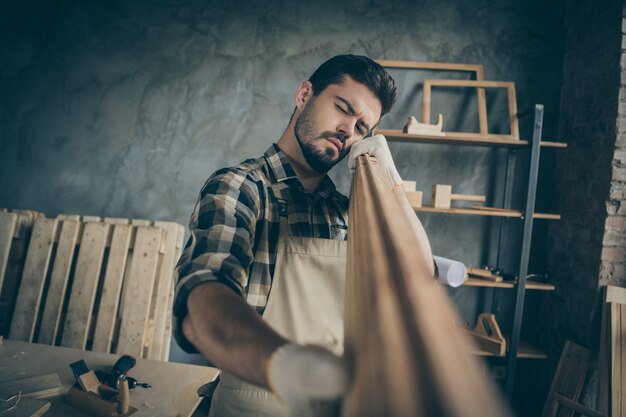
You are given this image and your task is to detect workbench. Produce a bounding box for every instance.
[0,339,219,417]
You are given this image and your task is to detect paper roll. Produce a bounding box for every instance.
[434,256,467,287]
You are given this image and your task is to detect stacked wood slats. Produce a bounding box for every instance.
[599,285,626,417]
[0,213,184,360]
[342,156,511,417]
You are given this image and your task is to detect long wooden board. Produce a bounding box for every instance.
[116,227,162,357]
[0,213,18,295]
[61,222,111,349]
[342,156,510,417]
[38,220,81,344]
[92,224,132,353]
[10,218,59,342]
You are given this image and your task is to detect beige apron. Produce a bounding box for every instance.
[208,216,347,417]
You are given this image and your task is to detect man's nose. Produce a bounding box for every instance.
[338,122,355,140]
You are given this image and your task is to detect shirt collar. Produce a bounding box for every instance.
[264,143,337,198]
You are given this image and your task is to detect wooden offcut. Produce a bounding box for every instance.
[10,218,59,341]
[464,313,506,356]
[342,155,511,417]
[598,285,626,417]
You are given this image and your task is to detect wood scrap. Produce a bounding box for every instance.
[467,267,503,282]
[64,387,137,417]
[432,185,486,209]
[1,397,51,417]
[403,114,444,136]
[464,313,507,356]
[342,155,511,417]
[0,374,61,399]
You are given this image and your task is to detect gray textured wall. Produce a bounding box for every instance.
[1,0,565,395]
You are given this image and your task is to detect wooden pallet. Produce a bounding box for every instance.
[4,213,184,361]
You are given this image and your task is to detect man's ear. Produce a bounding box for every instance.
[295,81,314,110]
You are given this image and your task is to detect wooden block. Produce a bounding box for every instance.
[64,387,137,417]
[1,397,51,417]
[432,184,452,208]
[10,218,59,342]
[0,374,62,399]
[92,224,132,354]
[467,267,503,282]
[450,194,486,203]
[77,371,100,393]
[116,227,162,357]
[61,222,111,350]
[406,191,423,208]
[402,181,416,192]
[38,220,81,345]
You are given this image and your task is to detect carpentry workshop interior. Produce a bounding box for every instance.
[0,1,624,416]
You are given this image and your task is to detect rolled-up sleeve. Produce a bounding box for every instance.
[173,168,260,353]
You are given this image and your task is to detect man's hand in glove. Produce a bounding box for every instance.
[267,343,349,417]
[348,134,402,189]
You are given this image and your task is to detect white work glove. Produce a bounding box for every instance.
[267,343,349,417]
[348,134,403,189]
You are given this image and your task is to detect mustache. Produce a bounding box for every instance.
[319,132,346,152]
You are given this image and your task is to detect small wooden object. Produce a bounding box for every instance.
[64,387,137,417]
[432,184,452,208]
[77,370,100,394]
[464,313,506,356]
[403,114,444,136]
[431,185,486,209]
[467,267,503,283]
[402,181,417,192]
[118,379,130,414]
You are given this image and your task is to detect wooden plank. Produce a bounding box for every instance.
[413,206,561,220]
[611,303,622,417]
[61,222,111,349]
[0,373,62,399]
[116,227,162,357]
[9,219,59,342]
[38,220,81,345]
[1,397,51,417]
[91,224,132,353]
[451,194,486,202]
[620,304,625,417]
[541,341,591,417]
[422,81,432,125]
[553,393,607,417]
[376,60,484,73]
[342,155,510,417]
[426,79,516,89]
[150,222,180,360]
[0,213,18,296]
[606,285,626,305]
[508,84,520,139]
[377,129,568,148]
[476,66,488,135]
[161,224,185,360]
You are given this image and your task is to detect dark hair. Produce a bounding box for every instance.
[308,54,397,117]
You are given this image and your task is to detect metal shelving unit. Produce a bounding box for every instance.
[379,104,564,400]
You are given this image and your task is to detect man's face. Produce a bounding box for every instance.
[294,76,382,173]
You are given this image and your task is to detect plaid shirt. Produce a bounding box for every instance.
[173,144,349,352]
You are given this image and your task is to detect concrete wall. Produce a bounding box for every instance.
[0,0,566,393]
[530,0,623,414]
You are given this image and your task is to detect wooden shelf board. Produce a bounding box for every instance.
[472,341,547,359]
[414,206,561,220]
[463,278,555,291]
[377,129,567,148]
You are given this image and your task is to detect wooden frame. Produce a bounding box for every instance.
[377,60,489,135]
[423,79,520,140]
[5,214,184,361]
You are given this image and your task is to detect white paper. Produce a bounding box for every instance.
[434,255,467,288]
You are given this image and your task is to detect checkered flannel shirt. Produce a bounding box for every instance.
[173,143,349,353]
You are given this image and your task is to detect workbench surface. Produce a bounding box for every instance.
[0,339,219,417]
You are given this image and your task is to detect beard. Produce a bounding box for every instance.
[294,99,348,174]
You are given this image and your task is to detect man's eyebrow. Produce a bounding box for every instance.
[335,95,372,133]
